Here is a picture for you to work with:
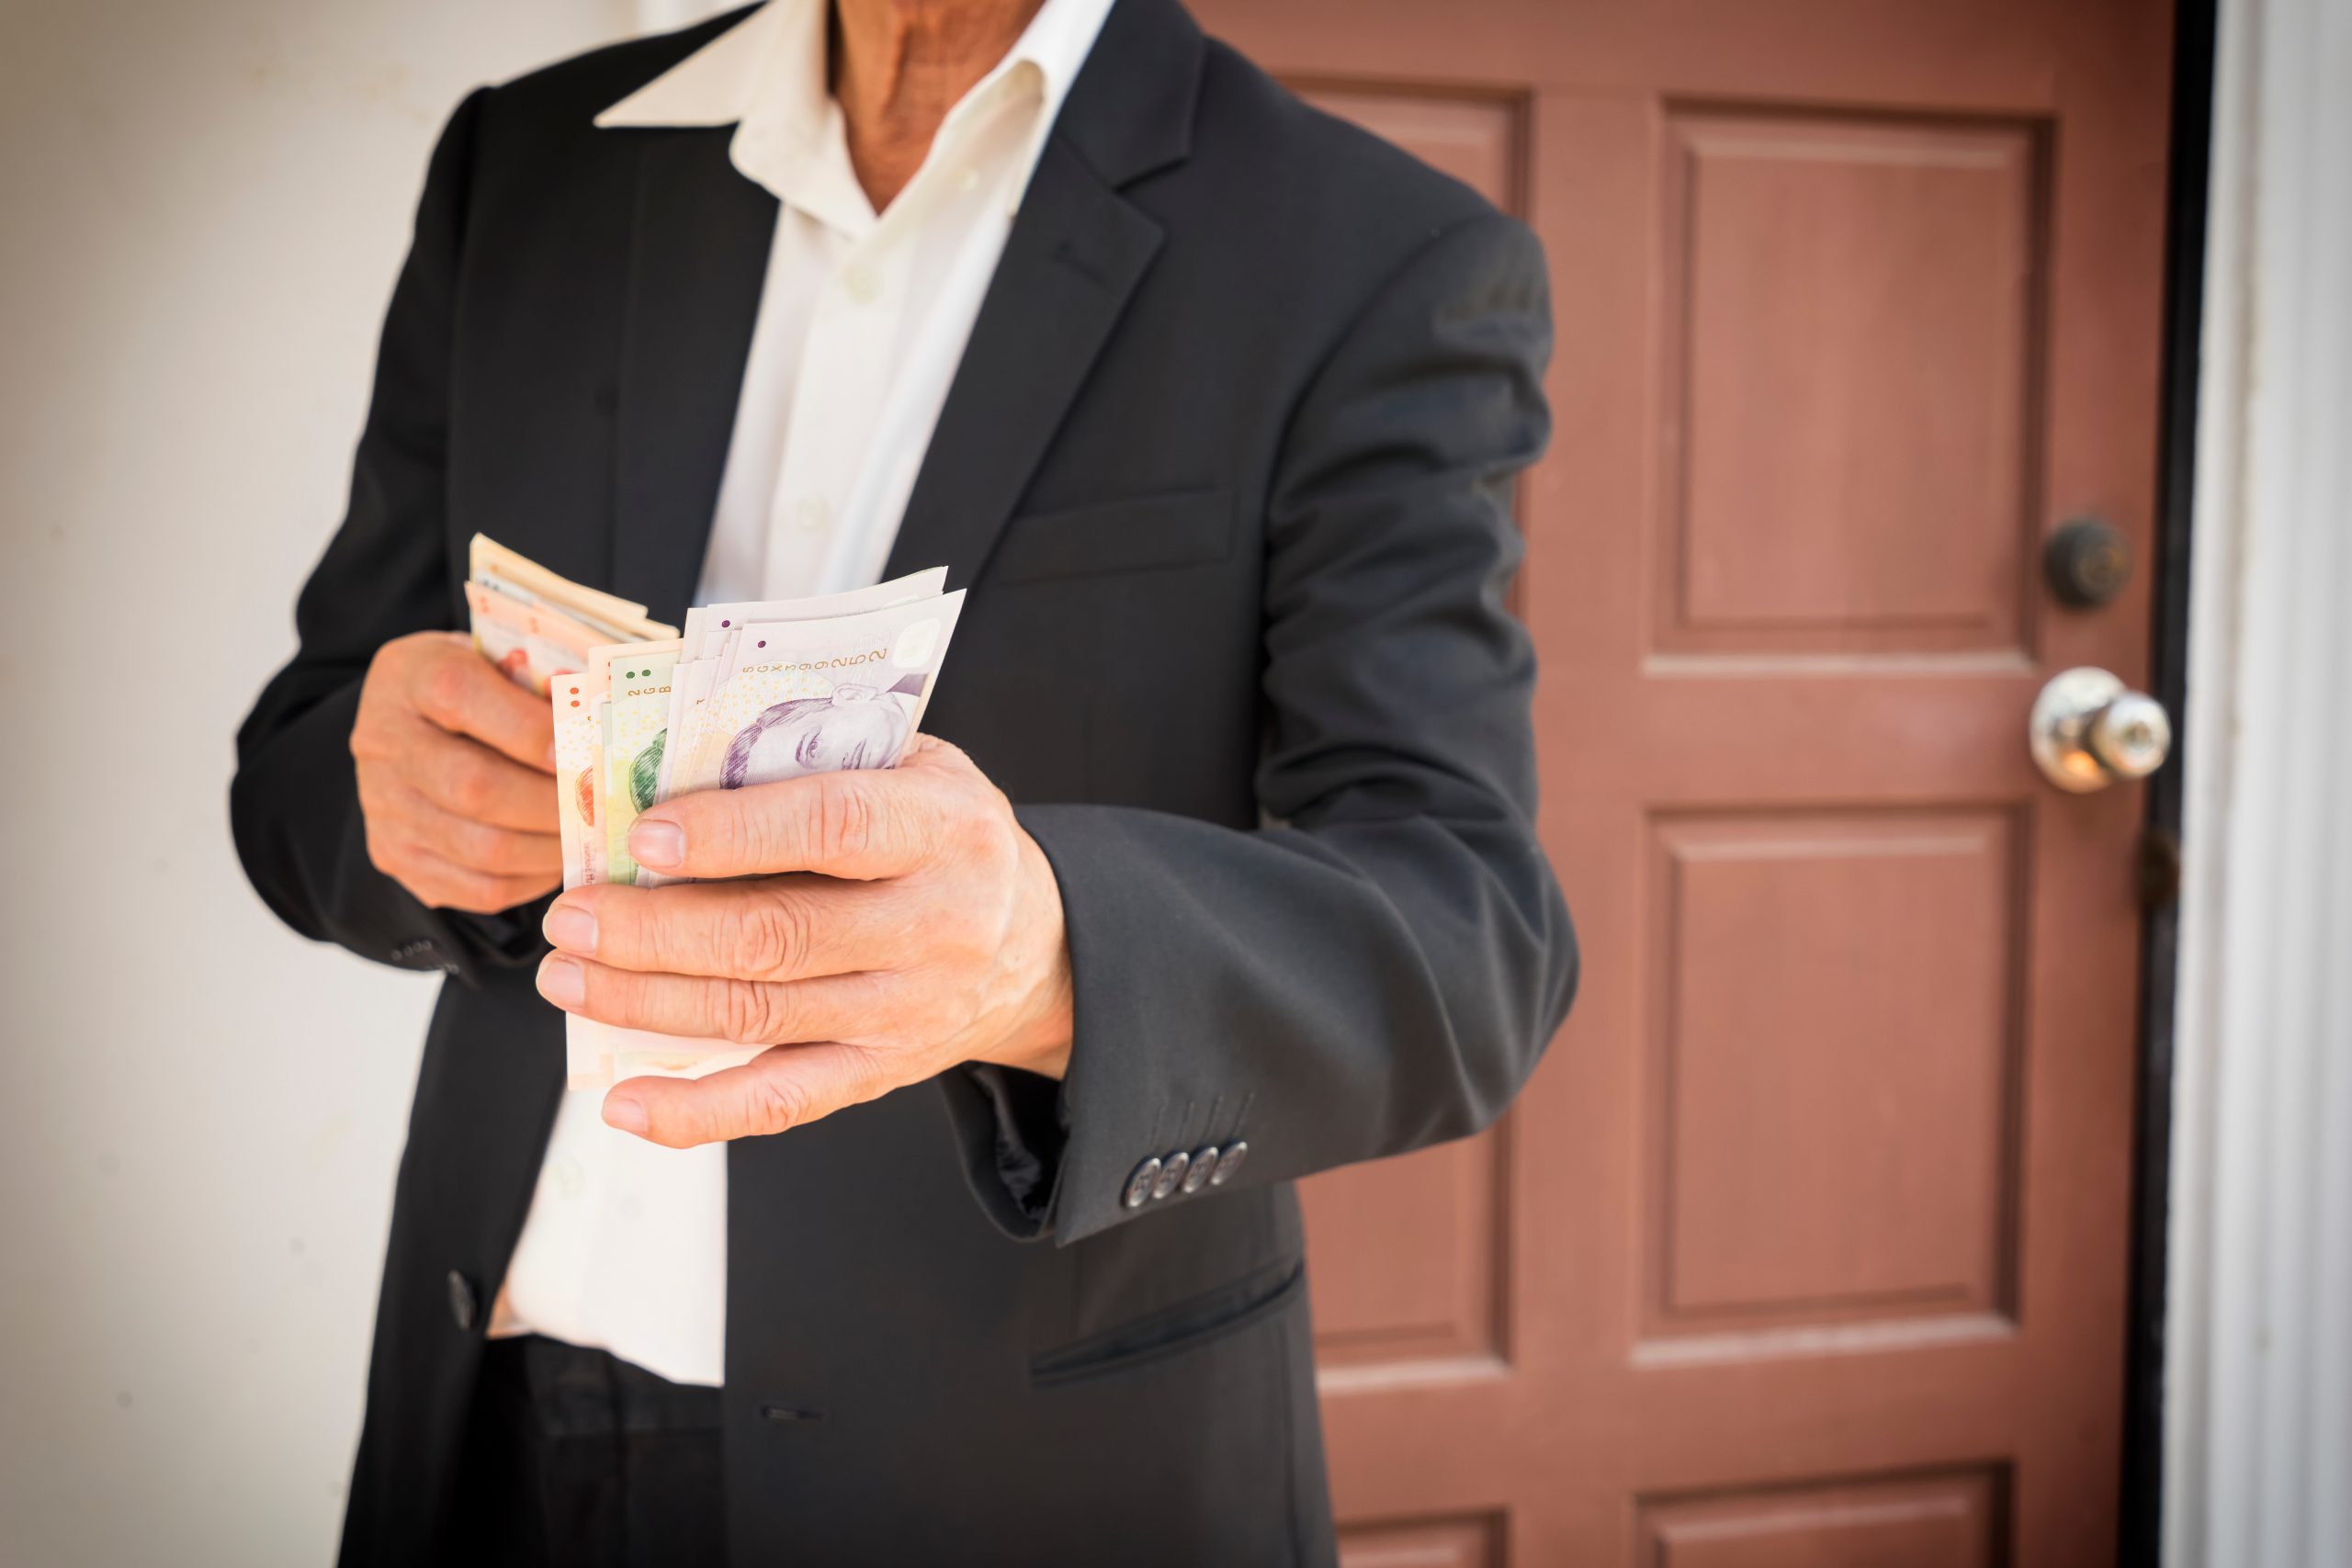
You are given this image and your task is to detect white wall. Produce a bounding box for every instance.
[0,4,631,1563]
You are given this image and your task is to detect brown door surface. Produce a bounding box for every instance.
[1184,1,2177,1561]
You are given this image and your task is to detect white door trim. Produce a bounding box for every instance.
[2163,0,2352,1562]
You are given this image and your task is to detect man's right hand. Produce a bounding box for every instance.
[351,631,562,915]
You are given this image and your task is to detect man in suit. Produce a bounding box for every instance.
[232,0,1576,1561]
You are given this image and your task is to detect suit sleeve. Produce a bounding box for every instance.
[230,86,544,982]
[947,213,1577,1244]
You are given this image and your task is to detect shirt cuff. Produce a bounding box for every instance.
[944,1063,1069,1237]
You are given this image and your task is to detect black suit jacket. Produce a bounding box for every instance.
[231,2,1576,1562]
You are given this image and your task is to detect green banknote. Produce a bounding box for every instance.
[600,643,683,886]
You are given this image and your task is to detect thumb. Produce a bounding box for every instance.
[894,733,980,780]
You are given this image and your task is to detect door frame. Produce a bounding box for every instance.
[2120,0,2218,1560]
[2157,0,2352,1559]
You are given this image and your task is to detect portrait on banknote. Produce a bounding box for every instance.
[720,673,929,787]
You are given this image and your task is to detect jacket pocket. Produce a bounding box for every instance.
[1030,1257,1306,1389]
[985,487,1236,587]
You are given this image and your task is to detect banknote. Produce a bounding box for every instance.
[525,573,966,1089]
[656,572,946,773]
[663,593,965,807]
[551,665,607,894]
[469,534,663,642]
[600,641,683,886]
[567,591,967,1088]
[466,583,603,696]
[459,540,967,1087]
[465,535,674,695]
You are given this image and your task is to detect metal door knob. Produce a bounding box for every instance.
[2030,667,2172,792]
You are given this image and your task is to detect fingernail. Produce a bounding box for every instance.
[537,955,585,1010]
[603,1097,648,1134]
[543,903,597,955]
[630,818,684,870]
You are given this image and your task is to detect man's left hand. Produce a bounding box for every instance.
[535,737,1073,1147]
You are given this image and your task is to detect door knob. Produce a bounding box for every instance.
[2030,667,2172,792]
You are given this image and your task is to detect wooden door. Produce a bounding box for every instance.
[1184,1,2177,1562]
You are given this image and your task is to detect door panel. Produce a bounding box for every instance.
[1637,1470,2005,1568]
[1194,3,2175,1562]
[1657,110,2042,658]
[1340,1514,1509,1568]
[1644,807,2021,1339]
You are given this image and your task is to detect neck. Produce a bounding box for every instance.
[831,0,1045,211]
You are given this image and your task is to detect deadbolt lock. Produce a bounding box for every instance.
[2044,518,2133,607]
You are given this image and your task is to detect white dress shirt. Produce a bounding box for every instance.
[489,0,1116,1387]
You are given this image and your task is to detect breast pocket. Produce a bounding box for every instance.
[984,487,1236,587]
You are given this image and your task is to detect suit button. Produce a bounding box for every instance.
[447,1269,478,1332]
[1123,1157,1162,1210]
[1182,1146,1218,1194]
[1209,1141,1249,1187]
[1151,1151,1190,1200]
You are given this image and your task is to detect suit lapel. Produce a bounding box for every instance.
[883,143,1161,589]
[612,130,778,627]
[883,0,1205,589]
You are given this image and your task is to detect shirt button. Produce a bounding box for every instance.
[956,165,980,193]
[1123,1157,1162,1211]
[552,1156,584,1200]
[793,496,831,534]
[843,264,881,304]
[446,1269,478,1333]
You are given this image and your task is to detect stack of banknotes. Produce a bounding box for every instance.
[466,536,967,1089]
[466,535,678,695]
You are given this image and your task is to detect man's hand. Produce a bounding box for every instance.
[351,631,561,914]
[533,738,1074,1147]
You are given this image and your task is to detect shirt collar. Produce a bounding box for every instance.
[595,0,1116,231]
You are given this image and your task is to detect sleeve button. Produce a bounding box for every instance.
[1150,1151,1190,1201]
[1208,1141,1248,1187]
[1182,1146,1218,1194]
[1122,1157,1162,1211]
